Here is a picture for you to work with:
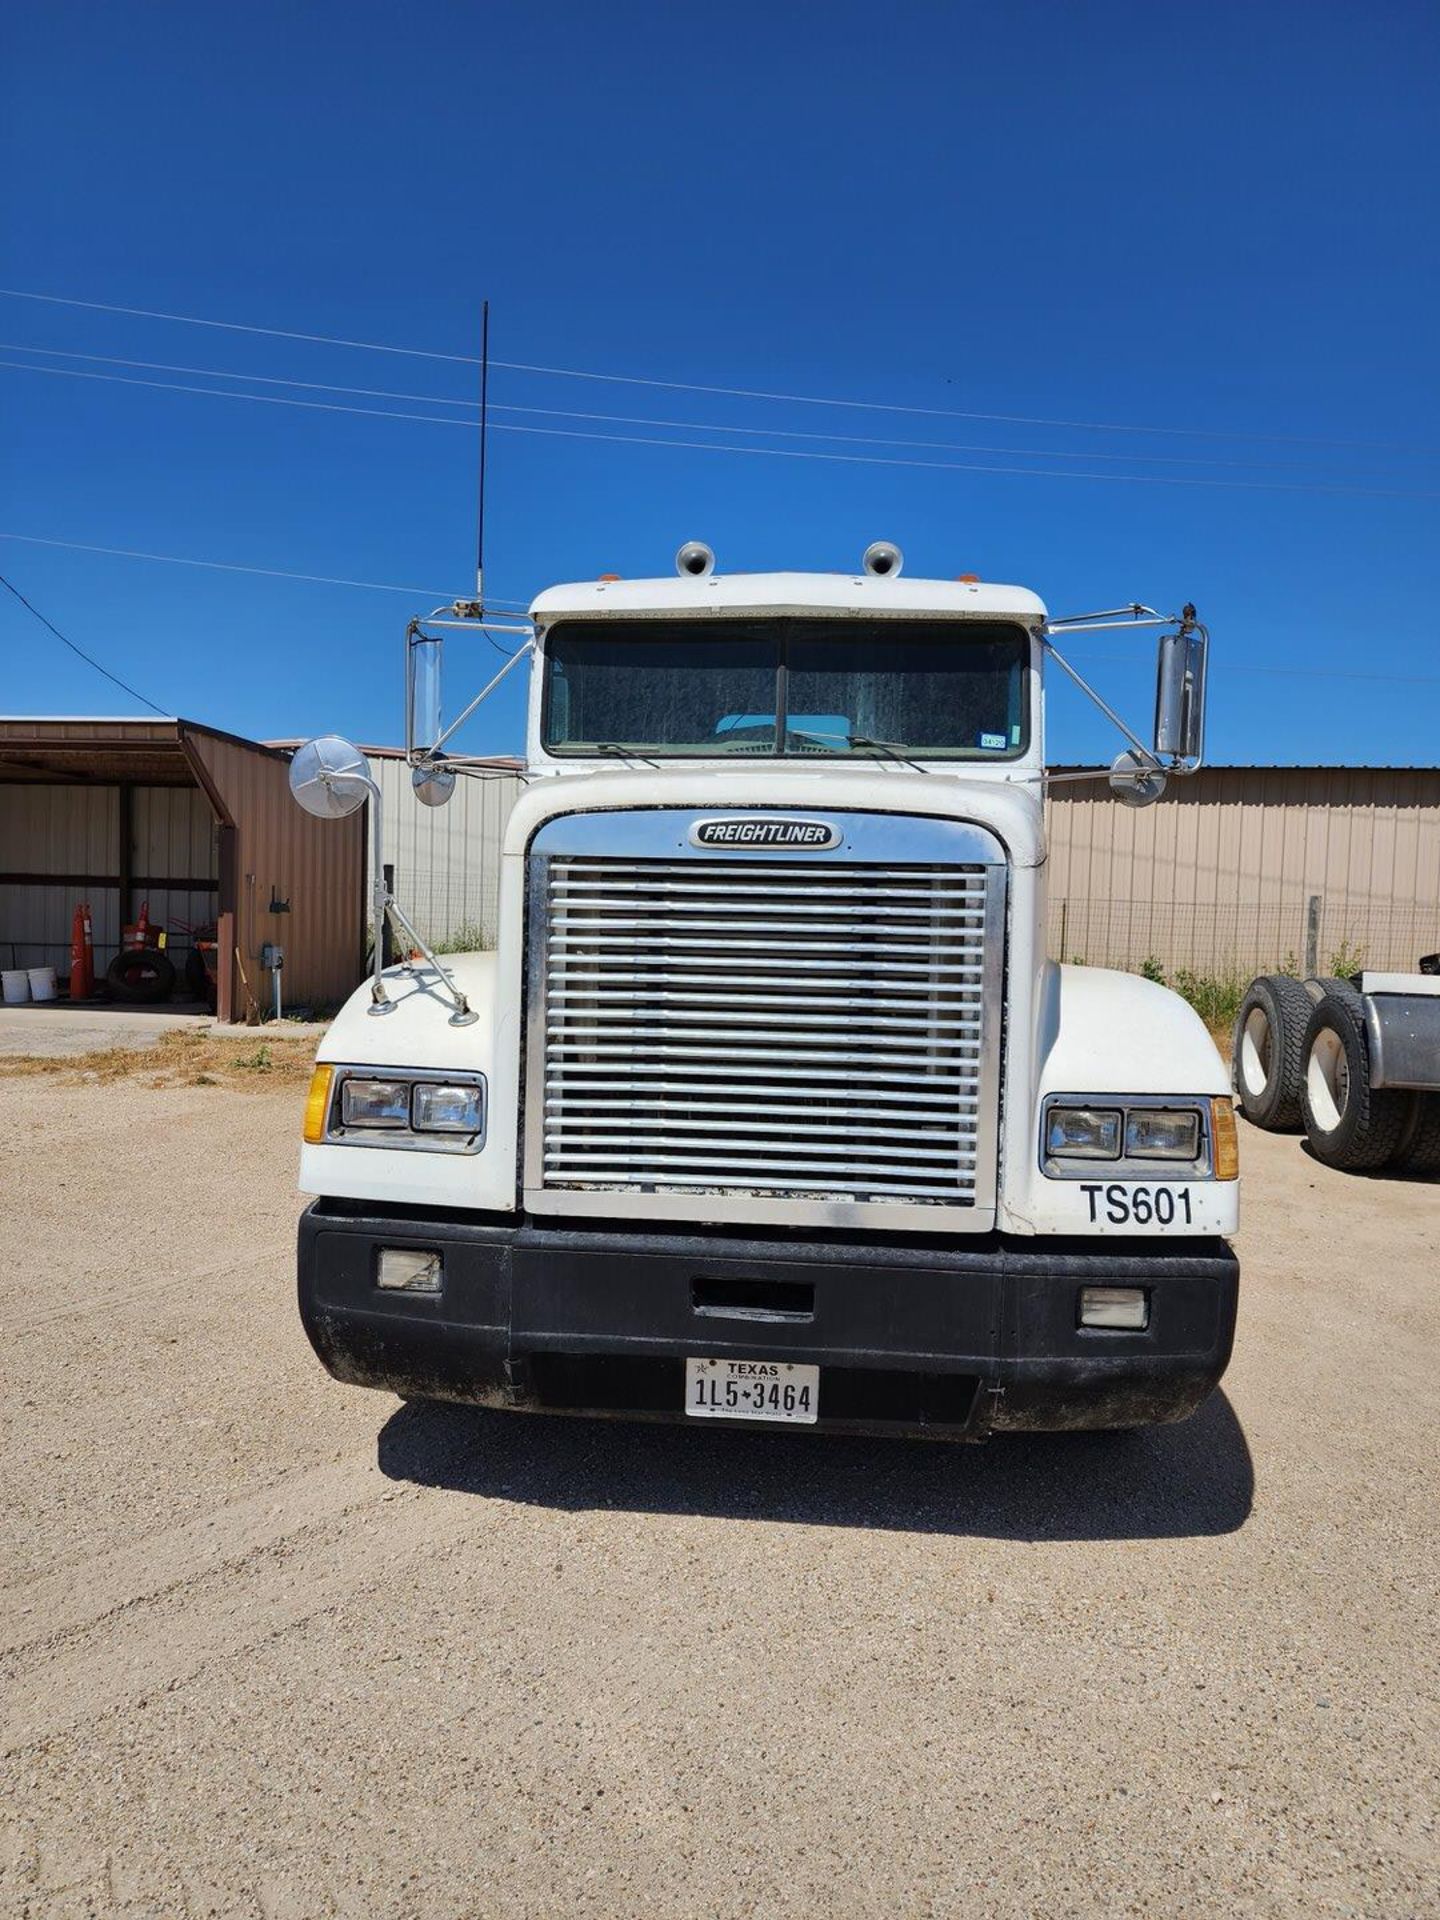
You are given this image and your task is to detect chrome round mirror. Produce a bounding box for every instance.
[412,758,457,808]
[288,736,371,819]
[862,540,904,578]
[1109,749,1168,808]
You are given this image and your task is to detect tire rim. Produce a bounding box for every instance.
[1239,1008,1273,1100]
[1307,1028,1349,1133]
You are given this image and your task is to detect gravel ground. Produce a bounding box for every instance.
[1,1074,1436,1918]
[0,1007,329,1060]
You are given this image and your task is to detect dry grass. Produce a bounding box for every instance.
[0,1028,318,1090]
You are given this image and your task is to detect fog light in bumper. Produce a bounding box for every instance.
[1078,1286,1149,1330]
[377,1248,442,1292]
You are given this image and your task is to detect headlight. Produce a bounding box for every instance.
[1124,1108,1200,1159]
[1041,1095,1223,1179]
[413,1082,485,1133]
[1045,1106,1122,1159]
[311,1067,488,1154]
[341,1078,411,1128]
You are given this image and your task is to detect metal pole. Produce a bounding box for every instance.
[364,778,390,1010]
[1305,895,1321,979]
[429,642,533,757]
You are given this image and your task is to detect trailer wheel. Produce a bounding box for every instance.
[1391,1093,1440,1176]
[1304,975,1362,1004]
[106,949,176,1004]
[1231,976,1312,1129]
[1300,993,1409,1170]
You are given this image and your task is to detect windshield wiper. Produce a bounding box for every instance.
[787,727,928,775]
[851,735,929,775]
[592,741,660,769]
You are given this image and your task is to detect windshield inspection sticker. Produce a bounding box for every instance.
[979,731,1007,750]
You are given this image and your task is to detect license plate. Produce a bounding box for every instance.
[685,1357,819,1424]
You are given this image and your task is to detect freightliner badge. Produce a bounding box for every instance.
[689,817,842,850]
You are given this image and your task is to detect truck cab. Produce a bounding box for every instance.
[294,548,1238,1437]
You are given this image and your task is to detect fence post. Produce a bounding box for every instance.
[382,863,396,968]
[1304,894,1321,979]
[1059,899,1068,963]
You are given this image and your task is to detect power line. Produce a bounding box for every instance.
[1072,645,1440,688]
[2,286,1431,458]
[0,340,480,406]
[3,341,1404,477]
[0,570,169,715]
[5,536,1433,688]
[0,531,531,605]
[6,356,1439,501]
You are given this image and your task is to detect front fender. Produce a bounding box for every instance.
[299,952,518,1211]
[1000,964,1237,1237]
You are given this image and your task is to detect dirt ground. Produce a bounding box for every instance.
[1,1064,1436,1920]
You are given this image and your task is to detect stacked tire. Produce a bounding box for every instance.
[105,948,176,1004]
[1231,974,1440,1174]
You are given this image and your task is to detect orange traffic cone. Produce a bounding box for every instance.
[70,901,94,1000]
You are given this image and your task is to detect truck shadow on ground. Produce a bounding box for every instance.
[1297,1139,1439,1182]
[377,1388,1253,1542]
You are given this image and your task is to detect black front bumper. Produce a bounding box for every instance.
[298,1201,1239,1439]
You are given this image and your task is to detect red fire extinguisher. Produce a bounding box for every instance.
[70,901,94,1000]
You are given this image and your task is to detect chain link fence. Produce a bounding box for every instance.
[1047,897,1438,978]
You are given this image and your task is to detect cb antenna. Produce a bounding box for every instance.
[474,298,490,610]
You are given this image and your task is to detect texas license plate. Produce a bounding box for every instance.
[685,1357,819,1424]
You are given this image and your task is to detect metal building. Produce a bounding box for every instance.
[364,748,525,951]
[1047,765,1440,974]
[0,719,365,1021]
[343,757,1438,979]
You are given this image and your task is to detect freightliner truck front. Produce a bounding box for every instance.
[291,541,1238,1439]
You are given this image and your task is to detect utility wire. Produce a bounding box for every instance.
[3,341,1407,477]
[5,356,1439,501]
[0,531,531,605]
[0,570,169,715]
[2,286,1430,457]
[3,535,1435,688]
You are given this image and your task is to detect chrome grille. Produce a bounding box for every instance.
[531,850,1003,1220]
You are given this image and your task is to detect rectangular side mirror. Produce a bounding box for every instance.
[406,630,443,758]
[1154,628,1206,766]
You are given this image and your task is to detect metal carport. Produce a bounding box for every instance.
[0,719,365,1022]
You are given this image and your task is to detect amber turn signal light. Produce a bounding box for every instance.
[1210,1096,1240,1180]
[303,1064,335,1144]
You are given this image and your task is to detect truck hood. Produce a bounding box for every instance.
[503,768,1046,868]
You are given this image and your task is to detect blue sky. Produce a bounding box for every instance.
[2,0,1437,766]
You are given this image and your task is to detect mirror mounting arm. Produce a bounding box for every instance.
[1040,636,1159,767]
[315,770,477,1026]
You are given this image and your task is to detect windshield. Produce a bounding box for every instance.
[542,618,1029,759]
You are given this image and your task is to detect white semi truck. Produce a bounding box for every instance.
[290,543,1239,1438]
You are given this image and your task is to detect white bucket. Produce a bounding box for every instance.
[2,969,31,1005]
[28,966,58,1003]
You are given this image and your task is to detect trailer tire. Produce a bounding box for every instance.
[105,949,176,1004]
[1300,992,1409,1170]
[1305,975,1362,1004]
[1232,976,1312,1129]
[1391,1093,1440,1176]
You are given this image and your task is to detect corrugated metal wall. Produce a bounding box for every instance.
[186,730,365,1018]
[369,755,524,949]
[0,784,216,971]
[1046,767,1440,973]
[355,762,1439,977]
